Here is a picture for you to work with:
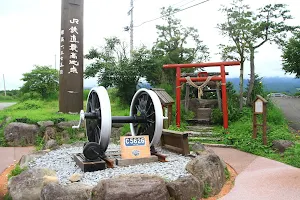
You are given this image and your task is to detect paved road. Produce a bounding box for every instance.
[0,103,16,110]
[271,97,300,132]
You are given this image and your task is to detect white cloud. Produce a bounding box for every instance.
[0,0,299,90]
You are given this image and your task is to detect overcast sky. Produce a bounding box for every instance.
[0,0,299,90]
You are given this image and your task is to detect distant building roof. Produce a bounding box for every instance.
[150,88,174,106]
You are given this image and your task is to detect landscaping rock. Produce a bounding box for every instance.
[8,168,57,200]
[44,127,56,140]
[57,121,79,129]
[91,174,170,200]
[40,182,92,200]
[167,175,203,200]
[191,142,206,153]
[4,122,39,146]
[44,139,58,150]
[272,140,295,153]
[37,121,54,128]
[69,173,82,182]
[77,132,86,139]
[112,123,124,128]
[185,150,226,196]
[111,127,122,142]
[19,150,48,168]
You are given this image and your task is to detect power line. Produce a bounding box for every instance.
[175,0,200,9]
[134,0,211,28]
[170,0,191,7]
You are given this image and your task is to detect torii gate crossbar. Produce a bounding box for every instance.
[163,61,240,129]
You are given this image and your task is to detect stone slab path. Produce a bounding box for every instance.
[207,146,300,200]
[0,147,35,173]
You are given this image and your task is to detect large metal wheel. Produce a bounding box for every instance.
[130,88,163,146]
[85,86,112,152]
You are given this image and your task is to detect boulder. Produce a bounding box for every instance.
[77,132,86,139]
[44,139,58,150]
[112,123,124,128]
[111,127,122,143]
[57,121,81,129]
[19,150,48,168]
[4,122,39,146]
[186,150,226,196]
[191,142,206,153]
[8,168,57,200]
[40,182,92,200]
[91,174,170,200]
[37,121,54,128]
[44,127,56,140]
[69,173,82,182]
[167,175,203,200]
[272,140,295,153]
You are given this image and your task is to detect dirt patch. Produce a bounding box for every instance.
[0,163,15,200]
[202,163,237,200]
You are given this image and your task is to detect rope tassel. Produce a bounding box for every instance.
[186,76,213,100]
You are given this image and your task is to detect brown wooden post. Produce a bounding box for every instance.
[59,0,84,113]
[262,103,267,145]
[253,95,268,145]
[184,84,190,112]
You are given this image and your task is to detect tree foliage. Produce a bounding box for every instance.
[218,0,252,110]
[282,32,300,78]
[20,65,58,100]
[84,37,156,104]
[218,0,296,107]
[152,6,210,85]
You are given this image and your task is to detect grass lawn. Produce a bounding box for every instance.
[0,88,131,147]
[213,104,300,168]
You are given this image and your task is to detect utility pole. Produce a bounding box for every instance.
[3,74,6,96]
[125,0,134,57]
[54,54,57,70]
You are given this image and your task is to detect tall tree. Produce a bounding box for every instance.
[282,32,300,78]
[217,0,252,110]
[85,37,157,104]
[245,3,296,104]
[153,6,210,85]
[20,65,58,99]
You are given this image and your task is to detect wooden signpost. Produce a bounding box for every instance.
[253,95,268,145]
[59,0,84,113]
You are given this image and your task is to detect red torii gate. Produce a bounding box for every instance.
[163,61,240,129]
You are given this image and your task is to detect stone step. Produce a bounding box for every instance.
[184,131,214,137]
[186,125,214,132]
[186,119,211,125]
[196,108,212,119]
[189,137,223,142]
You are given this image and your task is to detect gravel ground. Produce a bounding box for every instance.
[28,144,192,186]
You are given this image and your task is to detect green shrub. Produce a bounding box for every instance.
[203,183,212,198]
[8,164,27,179]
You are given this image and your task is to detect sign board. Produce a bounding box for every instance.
[254,99,263,113]
[120,135,151,159]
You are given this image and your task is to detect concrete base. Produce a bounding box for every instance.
[73,153,106,172]
[116,155,158,167]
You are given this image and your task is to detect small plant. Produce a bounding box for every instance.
[8,164,27,179]
[203,182,212,198]
[4,193,12,200]
[225,167,230,180]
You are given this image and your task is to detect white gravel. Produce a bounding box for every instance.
[28,144,192,186]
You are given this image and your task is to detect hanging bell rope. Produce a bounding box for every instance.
[186,76,214,100]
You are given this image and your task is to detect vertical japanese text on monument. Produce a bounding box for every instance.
[60,29,65,75]
[68,18,79,74]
